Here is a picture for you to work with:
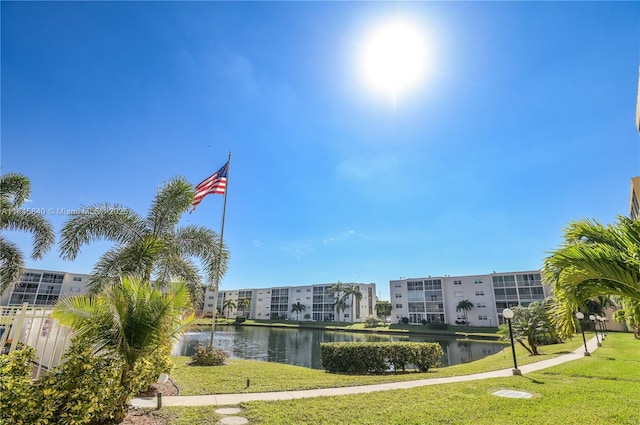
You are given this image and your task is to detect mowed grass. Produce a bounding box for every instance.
[163,333,639,425]
[170,336,586,395]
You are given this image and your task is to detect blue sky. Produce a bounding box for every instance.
[2,1,639,301]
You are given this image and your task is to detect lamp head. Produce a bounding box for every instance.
[502,308,514,319]
[575,312,584,320]
[589,314,596,321]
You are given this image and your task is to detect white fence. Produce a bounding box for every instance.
[0,303,72,378]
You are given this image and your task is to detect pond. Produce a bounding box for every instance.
[173,325,506,370]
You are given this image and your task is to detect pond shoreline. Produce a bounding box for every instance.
[192,320,502,342]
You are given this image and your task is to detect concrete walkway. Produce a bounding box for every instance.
[131,336,601,408]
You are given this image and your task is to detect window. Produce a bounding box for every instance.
[395,284,402,288]
[307,288,311,292]
[478,315,488,321]
[296,289,301,293]
[258,298,263,302]
[207,304,213,307]
[454,291,464,297]
[475,291,484,296]
[70,287,81,293]
[395,304,403,309]
[395,294,402,298]
[476,303,486,308]
[306,297,311,300]
[73,276,82,282]
[474,279,483,284]
[344,314,349,318]
[453,280,462,286]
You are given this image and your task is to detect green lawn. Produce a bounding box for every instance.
[162,333,640,424]
[170,335,586,395]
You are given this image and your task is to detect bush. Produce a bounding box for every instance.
[190,343,230,366]
[401,317,409,324]
[421,319,427,325]
[320,342,443,374]
[364,315,379,328]
[235,317,246,323]
[428,323,449,330]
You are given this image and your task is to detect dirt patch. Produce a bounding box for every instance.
[123,408,167,425]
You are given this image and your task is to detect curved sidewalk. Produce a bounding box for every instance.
[131,336,600,408]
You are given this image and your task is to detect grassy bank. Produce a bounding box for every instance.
[163,332,639,424]
[170,335,587,395]
[191,317,499,339]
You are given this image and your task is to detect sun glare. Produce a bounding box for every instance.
[361,20,429,101]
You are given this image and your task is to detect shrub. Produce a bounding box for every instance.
[421,319,427,325]
[190,343,230,366]
[428,323,449,330]
[401,317,409,324]
[364,315,379,328]
[235,317,246,323]
[320,342,443,374]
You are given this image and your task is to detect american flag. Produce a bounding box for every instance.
[191,160,229,213]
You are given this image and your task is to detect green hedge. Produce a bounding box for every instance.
[320,342,443,374]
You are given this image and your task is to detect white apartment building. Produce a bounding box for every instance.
[202,282,377,323]
[390,271,550,327]
[0,268,92,307]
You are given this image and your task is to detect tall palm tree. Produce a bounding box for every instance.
[375,300,392,323]
[238,297,251,318]
[58,176,228,304]
[328,281,346,322]
[455,300,474,324]
[291,301,306,321]
[344,284,363,323]
[543,215,640,336]
[222,298,236,318]
[52,276,194,422]
[0,173,55,294]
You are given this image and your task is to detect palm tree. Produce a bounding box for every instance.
[375,300,392,323]
[58,176,228,304]
[52,276,194,422]
[344,284,363,323]
[328,281,346,322]
[222,298,236,318]
[0,173,55,294]
[455,300,474,324]
[291,301,306,321]
[238,297,251,318]
[543,215,640,336]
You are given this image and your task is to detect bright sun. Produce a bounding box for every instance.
[361,20,429,100]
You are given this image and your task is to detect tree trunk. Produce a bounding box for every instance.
[517,339,534,355]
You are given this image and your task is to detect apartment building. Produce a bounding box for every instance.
[202,282,377,323]
[0,269,91,307]
[389,271,550,327]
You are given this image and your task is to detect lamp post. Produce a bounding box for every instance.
[589,314,601,346]
[502,308,521,375]
[596,316,605,340]
[575,312,590,356]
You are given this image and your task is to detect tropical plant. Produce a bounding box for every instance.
[291,301,306,321]
[0,172,55,294]
[498,302,558,355]
[344,284,363,323]
[613,298,640,338]
[190,343,229,366]
[238,297,251,318]
[303,313,311,321]
[543,215,640,336]
[58,176,228,304]
[328,281,347,321]
[455,300,474,324]
[51,276,195,422]
[222,298,236,318]
[375,300,392,323]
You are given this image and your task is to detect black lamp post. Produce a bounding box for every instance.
[589,314,601,346]
[502,308,521,375]
[575,312,590,356]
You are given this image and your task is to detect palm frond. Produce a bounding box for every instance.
[174,225,228,285]
[59,203,146,260]
[0,236,24,294]
[148,176,194,238]
[1,208,55,259]
[0,172,30,208]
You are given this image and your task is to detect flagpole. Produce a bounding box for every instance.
[209,151,231,347]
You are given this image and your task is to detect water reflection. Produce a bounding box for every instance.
[174,325,506,370]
